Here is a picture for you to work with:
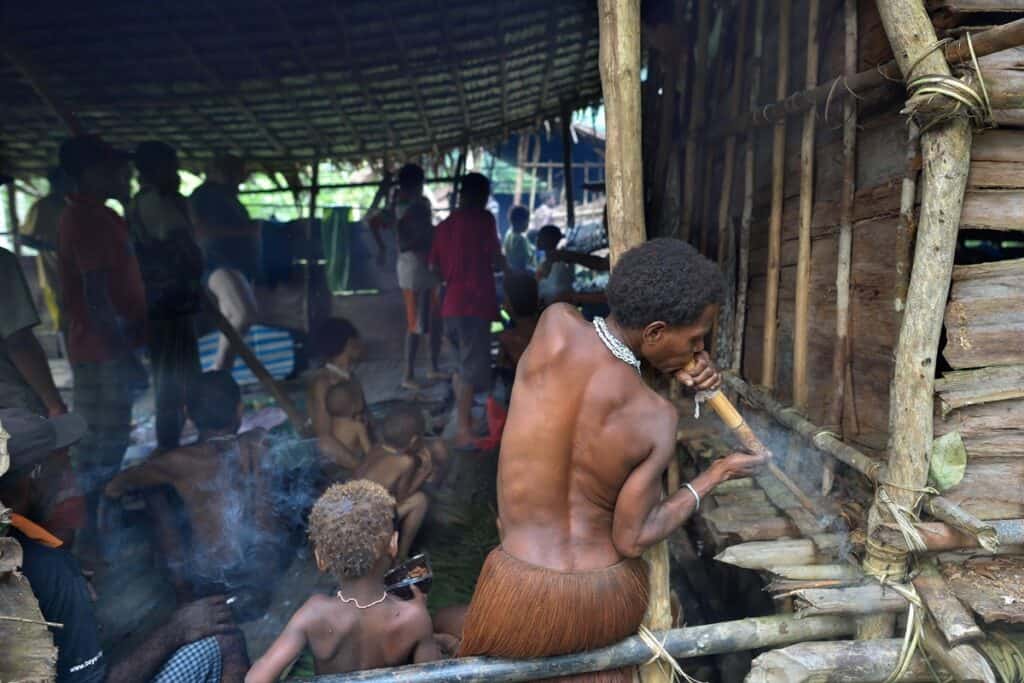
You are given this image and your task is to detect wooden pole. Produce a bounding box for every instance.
[308,156,320,219]
[793,0,819,412]
[761,0,790,390]
[561,107,576,230]
[859,0,974,641]
[895,123,921,314]
[528,134,542,213]
[315,615,856,683]
[598,0,645,266]
[824,0,859,495]
[732,0,765,373]
[5,185,20,258]
[711,17,1024,139]
[714,0,750,367]
[680,0,710,242]
[747,640,943,683]
[513,134,528,205]
[598,5,666,681]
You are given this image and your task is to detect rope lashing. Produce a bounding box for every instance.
[903,33,994,131]
[638,625,703,683]
[978,631,1024,682]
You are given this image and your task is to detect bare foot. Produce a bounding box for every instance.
[400,379,423,391]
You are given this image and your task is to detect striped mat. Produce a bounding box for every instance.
[198,324,295,385]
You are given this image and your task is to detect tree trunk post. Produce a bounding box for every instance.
[599,0,645,267]
[859,0,974,640]
[761,0,791,390]
[599,3,667,680]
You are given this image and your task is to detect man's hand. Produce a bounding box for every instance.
[47,400,68,418]
[711,450,771,483]
[674,351,721,391]
[170,596,237,646]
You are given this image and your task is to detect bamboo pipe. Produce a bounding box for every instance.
[684,362,833,524]
[762,0,790,390]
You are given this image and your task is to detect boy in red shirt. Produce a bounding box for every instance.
[57,135,147,556]
[428,173,504,449]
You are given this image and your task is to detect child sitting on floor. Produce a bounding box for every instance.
[323,379,372,471]
[355,404,438,559]
[105,371,283,617]
[308,317,369,471]
[244,480,441,681]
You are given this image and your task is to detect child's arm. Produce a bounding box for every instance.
[356,422,372,456]
[399,448,433,500]
[409,588,443,664]
[105,453,184,498]
[362,452,413,499]
[244,604,311,683]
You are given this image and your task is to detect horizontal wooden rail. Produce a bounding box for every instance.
[710,17,1024,139]
[312,614,855,682]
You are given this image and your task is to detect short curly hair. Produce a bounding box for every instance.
[378,404,426,449]
[308,480,396,581]
[607,238,725,329]
[311,317,360,361]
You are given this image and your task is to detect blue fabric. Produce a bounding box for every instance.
[150,636,221,683]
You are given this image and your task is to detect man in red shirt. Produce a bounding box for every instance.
[429,173,504,449]
[57,135,147,554]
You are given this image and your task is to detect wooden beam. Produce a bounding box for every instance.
[535,4,563,121]
[912,562,984,647]
[761,0,791,390]
[860,0,974,640]
[160,10,290,157]
[0,36,84,135]
[793,0,820,412]
[208,1,329,151]
[387,18,436,149]
[561,108,576,229]
[435,0,473,136]
[331,3,398,150]
[312,615,856,682]
[713,17,1024,139]
[498,2,509,134]
[733,0,765,373]
[269,0,364,153]
[5,185,20,257]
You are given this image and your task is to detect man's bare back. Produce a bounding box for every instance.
[106,430,276,571]
[498,304,679,572]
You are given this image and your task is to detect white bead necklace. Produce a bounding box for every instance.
[593,317,642,376]
[336,590,388,609]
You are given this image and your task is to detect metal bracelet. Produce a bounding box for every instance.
[683,483,701,512]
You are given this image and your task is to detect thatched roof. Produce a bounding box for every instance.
[0,0,601,176]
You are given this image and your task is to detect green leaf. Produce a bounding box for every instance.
[929,431,967,491]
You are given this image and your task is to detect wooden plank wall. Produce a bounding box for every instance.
[927,9,1024,520]
[736,0,906,454]
[728,1,1024,465]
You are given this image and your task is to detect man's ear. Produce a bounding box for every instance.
[389,531,399,559]
[314,547,327,572]
[642,321,668,345]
